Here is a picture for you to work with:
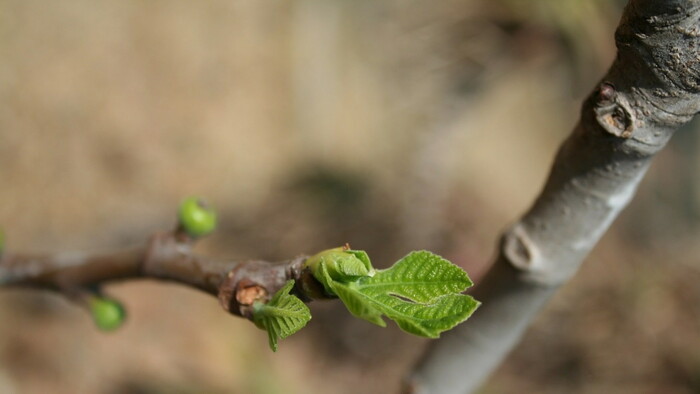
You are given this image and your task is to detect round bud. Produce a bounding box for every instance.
[89,296,126,332]
[178,197,218,238]
[598,82,616,103]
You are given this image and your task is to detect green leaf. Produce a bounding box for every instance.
[358,250,473,304]
[312,250,480,338]
[252,280,311,352]
[318,261,386,327]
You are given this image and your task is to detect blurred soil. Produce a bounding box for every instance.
[2,1,700,393]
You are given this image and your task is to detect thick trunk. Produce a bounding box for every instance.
[408,1,700,392]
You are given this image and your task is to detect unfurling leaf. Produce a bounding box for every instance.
[309,250,479,338]
[306,247,374,285]
[252,280,311,352]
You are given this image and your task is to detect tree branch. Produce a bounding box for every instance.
[0,229,324,320]
[407,0,700,392]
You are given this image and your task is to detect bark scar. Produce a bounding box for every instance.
[594,82,635,138]
[503,224,539,272]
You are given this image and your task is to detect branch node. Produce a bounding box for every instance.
[597,81,617,103]
[217,269,239,315]
[143,232,192,278]
[217,258,308,318]
[594,82,635,138]
[501,224,555,286]
[502,225,535,269]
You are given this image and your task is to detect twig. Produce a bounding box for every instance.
[0,228,324,320]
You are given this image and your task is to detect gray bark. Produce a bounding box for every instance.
[407,1,700,393]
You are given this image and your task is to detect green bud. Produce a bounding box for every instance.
[0,229,5,255]
[178,196,217,238]
[306,246,374,287]
[89,296,126,332]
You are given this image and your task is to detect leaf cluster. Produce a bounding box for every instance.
[310,249,479,338]
[251,248,479,350]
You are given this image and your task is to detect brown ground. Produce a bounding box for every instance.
[2,1,700,393]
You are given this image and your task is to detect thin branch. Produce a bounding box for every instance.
[0,229,325,320]
[407,0,700,392]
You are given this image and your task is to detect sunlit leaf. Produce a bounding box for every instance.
[311,250,480,338]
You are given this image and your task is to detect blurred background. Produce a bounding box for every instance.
[2,0,700,393]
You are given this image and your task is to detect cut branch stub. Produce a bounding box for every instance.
[235,279,268,306]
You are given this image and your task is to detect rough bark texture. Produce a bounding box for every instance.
[408,1,700,393]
